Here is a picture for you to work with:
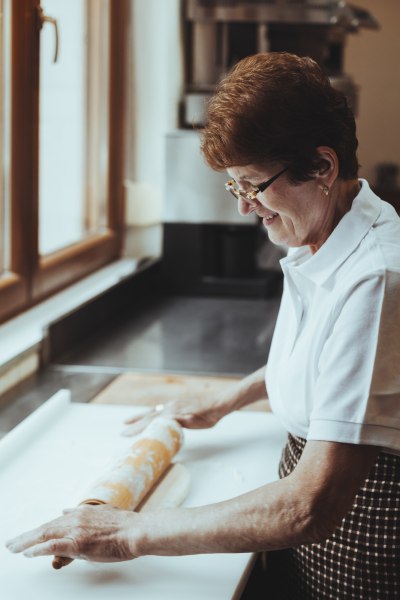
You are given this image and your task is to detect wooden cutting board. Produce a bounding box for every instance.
[91,372,270,412]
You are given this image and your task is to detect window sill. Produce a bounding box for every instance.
[0,258,142,371]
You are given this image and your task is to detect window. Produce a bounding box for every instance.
[39,0,110,255]
[0,0,10,278]
[0,0,128,322]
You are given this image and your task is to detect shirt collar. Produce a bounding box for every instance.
[280,179,382,285]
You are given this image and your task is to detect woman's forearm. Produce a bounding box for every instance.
[133,440,380,558]
[6,441,377,564]
[132,477,312,558]
[6,478,313,564]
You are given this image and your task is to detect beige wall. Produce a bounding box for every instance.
[345,0,400,183]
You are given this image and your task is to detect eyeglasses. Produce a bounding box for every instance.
[225,168,287,203]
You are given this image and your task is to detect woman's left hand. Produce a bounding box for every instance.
[5,504,138,563]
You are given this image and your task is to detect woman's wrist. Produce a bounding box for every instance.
[128,510,182,558]
[126,512,148,558]
[127,508,214,558]
[221,366,268,413]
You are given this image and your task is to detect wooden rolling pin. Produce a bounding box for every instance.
[52,416,184,569]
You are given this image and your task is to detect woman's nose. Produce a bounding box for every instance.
[238,196,257,216]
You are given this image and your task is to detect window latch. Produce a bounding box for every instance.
[36,6,59,63]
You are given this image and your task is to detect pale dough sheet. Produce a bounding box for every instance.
[0,390,287,600]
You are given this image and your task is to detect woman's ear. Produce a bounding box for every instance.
[315,146,339,190]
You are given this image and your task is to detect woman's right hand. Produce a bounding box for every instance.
[121,391,230,437]
[121,367,268,437]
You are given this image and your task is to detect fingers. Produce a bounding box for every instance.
[122,411,215,435]
[121,401,218,436]
[124,404,165,425]
[6,525,53,554]
[121,414,153,437]
[122,404,167,436]
[5,511,78,555]
[123,414,144,425]
[6,505,138,564]
[6,531,75,559]
[23,538,76,559]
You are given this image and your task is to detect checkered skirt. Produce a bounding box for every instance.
[277,434,400,599]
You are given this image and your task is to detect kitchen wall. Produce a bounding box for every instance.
[345,0,400,184]
[125,0,182,226]
[126,0,400,226]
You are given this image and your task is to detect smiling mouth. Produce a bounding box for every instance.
[249,207,279,224]
[262,212,279,226]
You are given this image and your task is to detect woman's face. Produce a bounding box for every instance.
[227,163,343,252]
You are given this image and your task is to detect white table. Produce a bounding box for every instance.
[0,390,287,600]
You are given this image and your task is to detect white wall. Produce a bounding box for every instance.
[125,0,183,225]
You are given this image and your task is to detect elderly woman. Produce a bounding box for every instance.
[6,53,400,599]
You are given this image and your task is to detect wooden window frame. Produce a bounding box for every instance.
[0,0,128,323]
[0,0,32,322]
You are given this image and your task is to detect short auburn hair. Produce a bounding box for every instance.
[201,52,359,182]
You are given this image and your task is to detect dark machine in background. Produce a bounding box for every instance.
[162,0,378,297]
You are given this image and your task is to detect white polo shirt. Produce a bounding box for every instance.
[266,180,400,455]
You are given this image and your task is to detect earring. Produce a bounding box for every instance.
[322,185,329,196]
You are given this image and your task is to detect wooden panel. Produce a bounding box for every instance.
[0,0,38,322]
[92,372,271,412]
[32,231,120,298]
[0,274,27,323]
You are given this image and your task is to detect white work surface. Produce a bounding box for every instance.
[0,390,287,600]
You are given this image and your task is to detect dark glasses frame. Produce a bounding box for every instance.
[225,167,287,202]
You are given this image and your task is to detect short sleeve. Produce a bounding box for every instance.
[308,269,400,452]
